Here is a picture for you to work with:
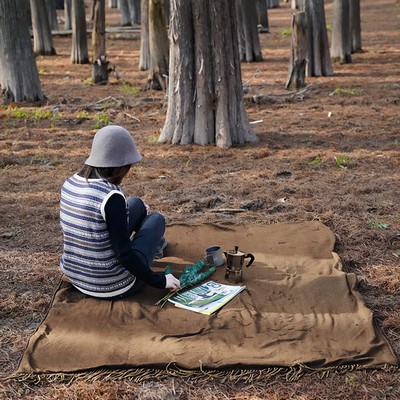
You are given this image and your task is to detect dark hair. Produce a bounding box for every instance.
[80,164,131,185]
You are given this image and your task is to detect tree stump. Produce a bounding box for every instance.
[285,11,307,90]
[92,55,109,84]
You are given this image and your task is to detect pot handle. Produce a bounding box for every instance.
[244,253,255,268]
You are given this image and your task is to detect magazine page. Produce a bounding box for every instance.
[175,290,245,315]
[168,281,246,315]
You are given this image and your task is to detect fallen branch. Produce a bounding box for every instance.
[95,96,123,105]
[123,111,141,122]
[95,96,113,103]
[245,86,320,105]
[82,96,125,111]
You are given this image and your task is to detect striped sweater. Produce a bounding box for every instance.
[60,173,135,297]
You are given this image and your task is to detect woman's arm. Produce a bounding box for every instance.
[104,192,167,289]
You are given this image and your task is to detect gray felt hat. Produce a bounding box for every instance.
[85,125,142,167]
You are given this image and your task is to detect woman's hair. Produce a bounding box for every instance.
[80,164,131,186]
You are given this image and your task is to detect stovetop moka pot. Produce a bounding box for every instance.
[224,246,255,283]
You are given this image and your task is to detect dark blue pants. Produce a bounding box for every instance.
[128,197,165,260]
[114,197,165,298]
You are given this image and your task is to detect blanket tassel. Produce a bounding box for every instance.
[2,363,398,385]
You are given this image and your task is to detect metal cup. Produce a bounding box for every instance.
[205,245,225,266]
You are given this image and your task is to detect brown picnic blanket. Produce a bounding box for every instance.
[16,221,397,378]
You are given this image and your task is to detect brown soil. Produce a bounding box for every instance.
[1,1,399,399]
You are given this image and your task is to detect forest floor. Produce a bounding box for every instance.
[1,0,399,399]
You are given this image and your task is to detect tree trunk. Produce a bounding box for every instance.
[64,0,72,30]
[349,0,362,53]
[120,0,132,25]
[128,0,141,25]
[302,0,333,76]
[160,0,258,148]
[192,0,214,145]
[331,0,352,63]
[256,0,269,33]
[139,0,150,71]
[30,0,56,55]
[164,0,170,24]
[291,0,300,10]
[91,0,108,83]
[267,0,280,8]
[108,0,118,7]
[236,0,263,62]
[286,11,307,90]
[46,0,59,30]
[71,0,89,64]
[0,0,44,102]
[147,0,169,89]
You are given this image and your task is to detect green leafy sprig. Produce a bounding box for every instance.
[155,260,216,308]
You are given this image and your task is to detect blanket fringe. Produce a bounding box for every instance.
[3,363,398,385]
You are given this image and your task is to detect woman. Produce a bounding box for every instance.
[59,125,180,299]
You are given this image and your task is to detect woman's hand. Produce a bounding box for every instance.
[165,274,180,291]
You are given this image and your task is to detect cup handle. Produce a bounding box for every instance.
[245,253,255,268]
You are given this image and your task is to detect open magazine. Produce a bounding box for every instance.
[168,281,246,315]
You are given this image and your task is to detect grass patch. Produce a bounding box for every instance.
[12,108,56,120]
[93,113,111,129]
[84,77,94,86]
[29,156,60,166]
[334,154,351,170]
[76,110,89,119]
[279,27,292,36]
[132,165,143,175]
[367,220,389,229]
[12,109,30,119]
[148,134,159,144]
[32,109,53,119]
[119,81,140,96]
[311,156,323,166]
[330,86,358,96]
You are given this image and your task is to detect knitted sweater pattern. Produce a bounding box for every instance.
[60,174,135,294]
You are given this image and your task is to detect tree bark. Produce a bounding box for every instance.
[71,0,89,64]
[30,0,56,55]
[64,0,72,30]
[120,0,132,25]
[91,0,108,83]
[46,0,59,30]
[236,0,263,62]
[128,0,141,25]
[267,0,280,8]
[164,0,170,24]
[160,0,258,148]
[286,11,307,90]
[192,0,214,145]
[331,0,352,63]
[256,0,269,33]
[349,0,362,53]
[139,0,150,70]
[147,0,169,89]
[0,0,44,102]
[302,0,333,76]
